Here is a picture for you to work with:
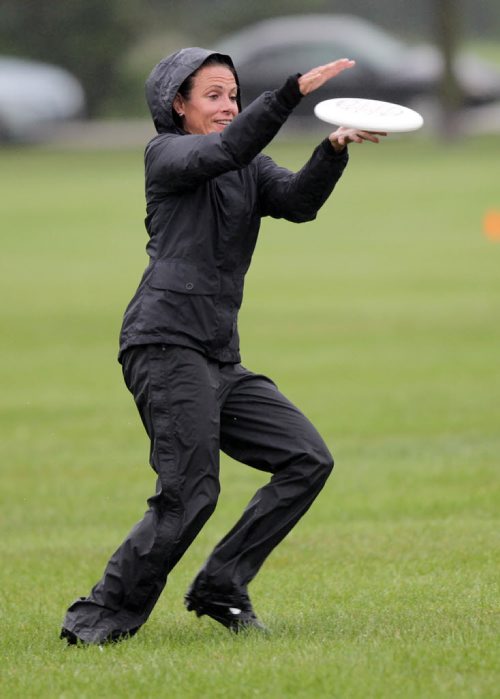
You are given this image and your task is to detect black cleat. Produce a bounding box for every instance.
[60,626,138,646]
[60,627,82,645]
[184,591,267,634]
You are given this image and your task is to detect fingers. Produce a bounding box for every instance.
[329,128,388,149]
[321,58,356,78]
[298,58,355,95]
[356,130,388,143]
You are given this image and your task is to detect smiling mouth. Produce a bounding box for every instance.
[214,119,232,126]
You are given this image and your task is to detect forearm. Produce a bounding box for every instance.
[146,76,303,193]
[258,140,348,222]
[290,139,349,219]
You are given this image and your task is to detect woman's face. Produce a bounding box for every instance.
[173,65,239,135]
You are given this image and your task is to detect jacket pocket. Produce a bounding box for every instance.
[148,258,219,295]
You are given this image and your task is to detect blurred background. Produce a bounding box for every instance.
[2,4,499,695]
[1,0,500,144]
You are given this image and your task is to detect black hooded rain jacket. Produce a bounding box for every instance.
[119,47,349,363]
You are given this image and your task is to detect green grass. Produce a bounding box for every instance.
[1,134,499,698]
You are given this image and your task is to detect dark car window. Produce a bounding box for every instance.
[237,41,382,86]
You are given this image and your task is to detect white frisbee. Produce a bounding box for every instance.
[314,97,424,132]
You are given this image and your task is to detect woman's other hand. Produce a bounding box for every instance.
[298,59,355,96]
[329,127,388,152]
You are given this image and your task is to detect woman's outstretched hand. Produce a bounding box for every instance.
[298,58,355,96]
[329,127,388,152]
[297,59,387,152]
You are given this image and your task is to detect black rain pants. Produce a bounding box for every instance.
[62,344,333,643]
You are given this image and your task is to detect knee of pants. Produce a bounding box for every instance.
[149,471,220,519]
[305,440,334,487]
[184,477,221,526]
[280,436,333,483]
[319,446,334,478]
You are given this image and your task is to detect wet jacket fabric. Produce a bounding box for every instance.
[118,47,349,363]
[61,48,345,645]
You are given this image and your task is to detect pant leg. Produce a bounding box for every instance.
[188,365,333,602]
[62,345,221,643]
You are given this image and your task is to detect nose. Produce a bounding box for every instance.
[221,94,237,113]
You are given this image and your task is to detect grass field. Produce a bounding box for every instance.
[1,134,499,698]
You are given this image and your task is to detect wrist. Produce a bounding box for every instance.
[321,138,348,159]
[275,74,303,110]
[328,138,346,154]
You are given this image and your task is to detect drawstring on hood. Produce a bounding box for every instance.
[145,47,241,134]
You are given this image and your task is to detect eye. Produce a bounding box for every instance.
[230,95,238,102]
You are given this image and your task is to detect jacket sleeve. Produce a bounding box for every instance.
[146,76,302,195]
[255,139,349,223]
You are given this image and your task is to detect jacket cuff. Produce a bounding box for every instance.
[320,137,349,161]
[275,74,303,110]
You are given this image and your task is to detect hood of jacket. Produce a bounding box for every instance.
[145,47,241,134]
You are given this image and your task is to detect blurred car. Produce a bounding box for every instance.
[0,57,85,143]
[215,14,500,114]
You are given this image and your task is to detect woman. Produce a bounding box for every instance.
[61,47,384,645]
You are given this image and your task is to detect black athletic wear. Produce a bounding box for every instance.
[119,47,348,364]
[61,47,348,644]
